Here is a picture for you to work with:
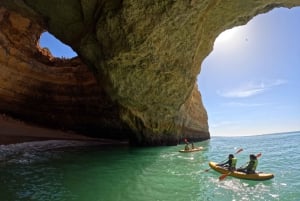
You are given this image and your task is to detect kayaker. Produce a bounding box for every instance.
[184,143,190,150]
[217,154,237,171]
[237,154,258,174]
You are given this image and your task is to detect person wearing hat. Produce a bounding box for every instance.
[184,139,190,150]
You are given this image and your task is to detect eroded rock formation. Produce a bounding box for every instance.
[0,1,299,145]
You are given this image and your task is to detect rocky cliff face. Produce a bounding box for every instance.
[0,1,299,145]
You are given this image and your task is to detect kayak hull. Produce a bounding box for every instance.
[179,147,204,153]
[209,161,274,181]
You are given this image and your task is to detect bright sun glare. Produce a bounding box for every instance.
[215,27,240,43]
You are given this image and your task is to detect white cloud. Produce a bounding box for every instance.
[223,102,265,107]
[217,79,287,98]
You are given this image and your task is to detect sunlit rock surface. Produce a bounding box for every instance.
[0,1,299,145]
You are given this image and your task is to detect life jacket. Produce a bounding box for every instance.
[252,159,258,171]
[247,159,258,172]
[231,158,237,168]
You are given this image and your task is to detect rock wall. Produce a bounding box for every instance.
[0,1,299,145]
[0,7,131,141]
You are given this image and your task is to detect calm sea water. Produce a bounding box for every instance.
[0,131,299,201]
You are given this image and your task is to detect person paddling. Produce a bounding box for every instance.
[217,154,237,171]
[237,154,258,174]
[184,143,190,150]
[184,138,190,150]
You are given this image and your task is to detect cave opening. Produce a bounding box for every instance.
[38,31,78,59]
[198,7,300,137]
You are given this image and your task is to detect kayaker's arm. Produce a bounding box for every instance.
[217,160,229,166]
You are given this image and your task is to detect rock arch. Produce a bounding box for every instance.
[0,1,299,145]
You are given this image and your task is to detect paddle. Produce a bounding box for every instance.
[218,152,262,181]
[203,148,243,172]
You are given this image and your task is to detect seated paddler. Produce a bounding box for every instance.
[217,154,237,171]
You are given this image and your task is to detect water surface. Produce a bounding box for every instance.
[0,132,299,201]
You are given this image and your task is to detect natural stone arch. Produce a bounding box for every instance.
[0,7,131,141]
[0,1,299,145]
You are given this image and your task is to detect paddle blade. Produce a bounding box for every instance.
[235,148,243,154]
[219,173,229,181]
[256,153,262,158]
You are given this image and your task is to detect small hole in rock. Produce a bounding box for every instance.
[39,32,77,59]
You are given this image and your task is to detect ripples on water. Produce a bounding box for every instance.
[0,132,299,201]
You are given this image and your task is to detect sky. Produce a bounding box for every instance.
[197,7,300,136]
[39,32,77,58]
[39,7,300,137]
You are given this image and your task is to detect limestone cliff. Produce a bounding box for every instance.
[0,1,299,145]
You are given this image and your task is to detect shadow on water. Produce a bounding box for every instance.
[0,140,212,201]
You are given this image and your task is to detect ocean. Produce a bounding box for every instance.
[0,131,299,201]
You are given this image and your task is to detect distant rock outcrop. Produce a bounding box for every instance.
[0,1,299,145]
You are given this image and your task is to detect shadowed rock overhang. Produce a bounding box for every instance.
[0,1,299,146]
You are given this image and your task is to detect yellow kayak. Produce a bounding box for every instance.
[179,146,204,153]
[209,161,274,181]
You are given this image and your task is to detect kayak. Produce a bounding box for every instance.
[209,161,274,181]
[179,146,204,153]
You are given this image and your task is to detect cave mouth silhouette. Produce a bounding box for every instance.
[38,32,77,59]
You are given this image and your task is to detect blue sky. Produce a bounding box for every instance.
[197,7,300,136]
[39,32,77,58]
[40,7,300,137]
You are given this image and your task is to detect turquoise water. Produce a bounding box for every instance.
[0,131,299,201]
